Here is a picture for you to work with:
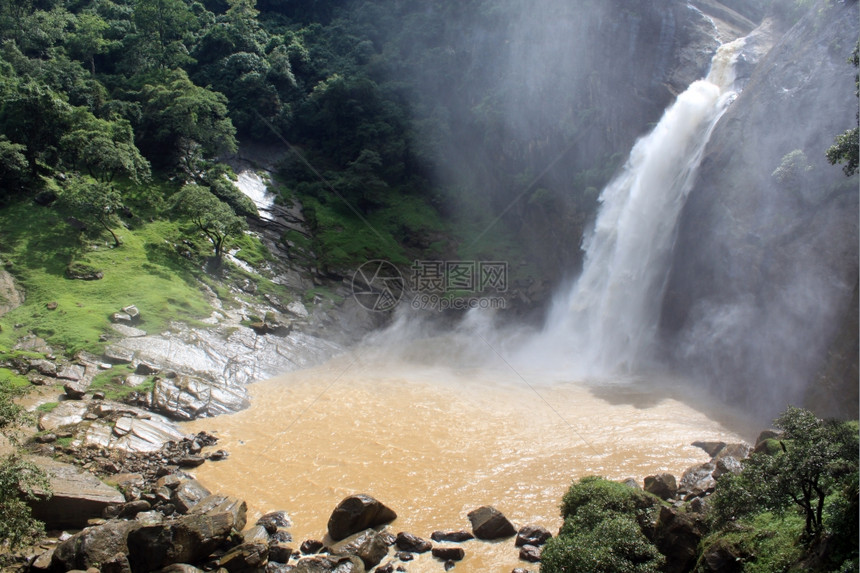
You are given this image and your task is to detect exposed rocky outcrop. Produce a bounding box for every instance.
[661,0,860,421]
[27,456,126,529]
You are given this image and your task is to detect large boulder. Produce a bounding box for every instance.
[293,555,365,572]
[51,520,140,571]
[151,375,251,421]
[189,494,247,530]
[326,494,397,542]
[27,456,125,529]
[515,524,552,547]
[218,541,269,573]
[126,511,238,572]
[466,506,516,540]
[651,506,704,573]
[332,529,390,570]
[394,532,431,553]
[644,473,678,500]
[171,479,212,514]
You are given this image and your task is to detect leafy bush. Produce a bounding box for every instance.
[543,477,663,573]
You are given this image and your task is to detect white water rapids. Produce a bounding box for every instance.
[202,39,753,572]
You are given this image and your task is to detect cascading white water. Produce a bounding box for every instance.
[527,38,745,376]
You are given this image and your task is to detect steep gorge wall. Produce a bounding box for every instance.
[660,0,859,420]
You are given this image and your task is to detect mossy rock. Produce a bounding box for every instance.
[65,262,103,281]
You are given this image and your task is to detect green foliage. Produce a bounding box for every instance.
[89,364,153,401]
[135,69,237,168]
[698,512,806,573]
[60,108,150,184]
[543,477,663,573]
[0,201,212,354]
[0,454,50,549]
[772,149,813,191]
[560,475,658,520]
[171,183,247,262]
[707,407,859,571]
[57,175,125,247]
[826,41,859,177]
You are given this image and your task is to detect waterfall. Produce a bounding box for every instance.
[527,38,745,376]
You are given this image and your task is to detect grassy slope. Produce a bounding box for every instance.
[0,200,213,355]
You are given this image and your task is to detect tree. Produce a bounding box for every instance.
[132,0,197,69]
[0,80,71,176]
[61,108,150,183]
[171,183,246,264]
[66,12,114,75]
[826,41,859,177]
[136,69,237,167]
[59,175,125,247]
[714,406,859,539]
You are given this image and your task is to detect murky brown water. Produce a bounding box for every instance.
[183,349,754,572]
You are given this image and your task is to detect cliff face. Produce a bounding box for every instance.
[659,1,859,420]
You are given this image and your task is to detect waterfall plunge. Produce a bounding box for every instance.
[523,39,745,377]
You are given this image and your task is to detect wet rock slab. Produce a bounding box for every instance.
[28,456,126,529]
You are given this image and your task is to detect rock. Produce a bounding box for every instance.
[293,555,365,572]
[257,511,292,533]
[755,429,780,445]
[151,375,251,421]
[519,544,541,563]
[714,455,743,479]
[112,312,133,324]
[126,511,238,572]
[679,462,717,496]
[432,546,465,561]
[77,402,188,453]
[28,456,126,529]
[287,301,309,319]
[63,380,89,400]
[243,525,270,544]
[66,263,103,280]
[52,521,139,571]
[46,301,58,310]
[104,345,136,364]
[515,524,551,547]
[206,449,229,461]
[621,478,640,489]
[644,473,678,500]
[512,569,531,573]
[111,324,147,338]
[135,362,159,375]
[394,532,431,553]
[268,540,294,563]
[692,441,727,457]
[158,565,205,573]
[467,506,516,540]
[689,497,706,513]
[326,494,397,541]
[30,548,54,571]
[174,455,205,468]
[651,506,703,573]
[332,529,390,569]
[29,359,57,376]
[120,500,153,518]
[219,541,269,573]
[172,479,212,513]
[36,432,57,443]
[430,530,474,543]
[122,304,141,320]
[189,494,248,531]
[701,539,745,572]
[301,539,324,554]
[92,391,106,400]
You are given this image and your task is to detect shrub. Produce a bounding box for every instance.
[543,477,664,573]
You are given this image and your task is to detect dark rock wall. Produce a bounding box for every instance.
[659,0,859,420]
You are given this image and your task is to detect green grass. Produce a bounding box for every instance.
[35,401,59,413]
[0,200,213,355]
[0,367,30,390]
[698,512,806,573]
